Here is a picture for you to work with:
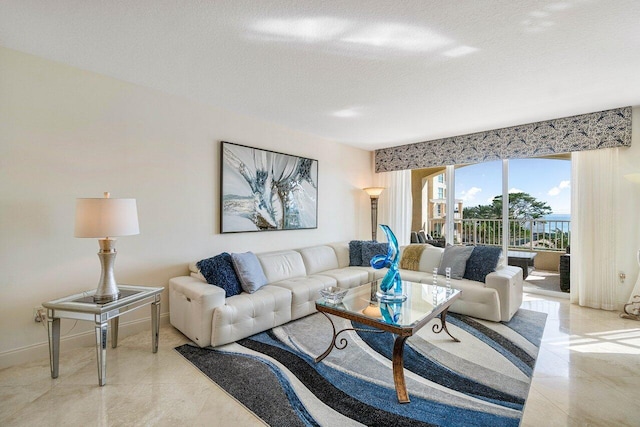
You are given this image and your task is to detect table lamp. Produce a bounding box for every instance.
[74,192,139,303]
[363,187,385,241]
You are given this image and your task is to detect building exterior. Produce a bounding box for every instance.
[422,172,463,241]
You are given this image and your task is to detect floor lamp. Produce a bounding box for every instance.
[622,173,640,320]
[363,187,385,241]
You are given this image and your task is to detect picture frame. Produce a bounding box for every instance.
[220,141,318,233]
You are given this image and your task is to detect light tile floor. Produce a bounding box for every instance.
[1,293,639,426]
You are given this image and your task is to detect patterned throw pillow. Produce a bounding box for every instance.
[464,246,502,283]
[437,245,475,279]
[349,240,372,266]
[360,242,389,267]
[196,252,242,297]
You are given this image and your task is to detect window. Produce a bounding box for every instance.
[508,158,571,251]
[414,156,570,250]
[454,161,502,245]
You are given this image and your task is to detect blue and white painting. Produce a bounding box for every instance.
[221,141,318,233]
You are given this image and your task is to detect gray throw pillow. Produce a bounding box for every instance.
[231,252,268,293]
[349,240,374,266]
[438,245,475,279]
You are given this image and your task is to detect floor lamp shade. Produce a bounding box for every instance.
[75,193,139,303]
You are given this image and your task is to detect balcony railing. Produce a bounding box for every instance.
[428,218,570,252]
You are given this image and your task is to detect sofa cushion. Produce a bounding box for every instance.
[328,242,351,268]
[196,253,242,297]
[269,276,334,319]
[438,245,474,279]
[298,245,340,274]
[257,250,307,283]
[464,246,502,283]
[361,242,389,267]
[313,268,369,288]
[210,285,292,347]
[231,252,268,293]
[418,246,445,273]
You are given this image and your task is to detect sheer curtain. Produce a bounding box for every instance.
[375,170,412,246]
[570,148,619,310]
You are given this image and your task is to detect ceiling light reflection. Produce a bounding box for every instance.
[545,2,573,11]
[342,23,452,52]
[529,11,550,18]
[251,17,349,42]
[442,45,478,58]
[332,107,362,118]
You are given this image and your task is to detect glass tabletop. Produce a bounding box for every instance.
[316,280,460,328]
[42,284,163,314]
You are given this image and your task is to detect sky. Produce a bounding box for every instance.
[454,158,571,214]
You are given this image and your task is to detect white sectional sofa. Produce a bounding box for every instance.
[169,242,523,348]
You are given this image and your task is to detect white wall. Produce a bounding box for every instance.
[0,47,374,366]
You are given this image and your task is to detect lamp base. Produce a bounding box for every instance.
[93,238,121,304]
[93,291,121,304]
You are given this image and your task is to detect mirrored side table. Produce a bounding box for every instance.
[42,284,163,386]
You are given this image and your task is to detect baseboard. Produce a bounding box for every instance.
[523,286,570,299]
[0,313,171,370]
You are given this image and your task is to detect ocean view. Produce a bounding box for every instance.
[531,213,571,234]
[545,213,571,221]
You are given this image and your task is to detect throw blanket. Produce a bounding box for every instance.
[399,244,426,271]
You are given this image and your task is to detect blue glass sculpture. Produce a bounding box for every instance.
[370,224,407,302]
[379,301,402,324]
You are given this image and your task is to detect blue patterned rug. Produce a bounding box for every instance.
[175,309,546,426]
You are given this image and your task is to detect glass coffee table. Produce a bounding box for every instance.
[315,279,461,403]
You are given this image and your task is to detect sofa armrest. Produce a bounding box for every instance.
[169,276,226,347]
[484,266,523,321]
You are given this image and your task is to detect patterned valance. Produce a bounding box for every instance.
[375,106,632,173]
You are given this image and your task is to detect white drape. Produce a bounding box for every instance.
[375,170,412,246]
[570,148,619,310]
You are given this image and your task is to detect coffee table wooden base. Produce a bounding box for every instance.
[314,312,385,363]
[315,309,459,404]
[392,335,410,403]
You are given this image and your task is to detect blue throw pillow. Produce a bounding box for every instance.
[196,252,242,297]
[361,242,389,267]
[231,251,268,293]
[464,246,502,283]
[349,240,373,266]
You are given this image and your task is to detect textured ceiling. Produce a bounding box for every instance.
[1,1,640,150]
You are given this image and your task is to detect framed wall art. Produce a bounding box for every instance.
[220,141,318,233]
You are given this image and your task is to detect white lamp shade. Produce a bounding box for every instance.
[74,198,139,238]
[363,187,385,197]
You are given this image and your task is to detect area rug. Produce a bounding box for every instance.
[175,309,546,427]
